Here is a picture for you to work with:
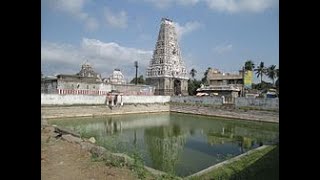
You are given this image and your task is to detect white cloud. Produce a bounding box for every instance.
[140,0,277,13]
[177,0,200,6]
[143,0,172,8]
[85,17,99,31]
[104,8,128,29]
[142,0,199,8]
[41,39,152,79]
[174,21,202,39]
[47,0,99,30]
[213,44,233,54]
[205,0,277,13]
[48,0,86,14]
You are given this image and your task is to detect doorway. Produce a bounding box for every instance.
[173,79,181,95]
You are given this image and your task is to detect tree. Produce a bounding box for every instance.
[130,75,145,84]
[201,67,212,85]
[190,68,197,79]
[267,65,277,85]
[188,79,201,95]
[244,60,255,71]
[275,68,279,94]
[254,62,266,84]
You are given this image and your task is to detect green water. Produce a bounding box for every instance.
[49,112,279,177]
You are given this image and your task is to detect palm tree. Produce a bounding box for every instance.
[201,67,212,84]
[267,65,277,85]
[254,62,266,84]
[190,68,197,79]
[244,60,255,71]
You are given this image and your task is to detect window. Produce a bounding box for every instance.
[87,85,89,89]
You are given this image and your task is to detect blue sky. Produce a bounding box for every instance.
[41,0,279,83]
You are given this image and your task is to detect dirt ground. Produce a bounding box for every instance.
[41,127,137,180]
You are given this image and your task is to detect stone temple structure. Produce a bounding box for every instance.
[104,69,126,85]
[146,18,189,95]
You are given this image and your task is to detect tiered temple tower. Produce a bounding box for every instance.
[146,18,189,95]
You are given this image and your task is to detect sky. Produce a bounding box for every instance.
[41,0,279,83]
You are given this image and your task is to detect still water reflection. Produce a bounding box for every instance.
[50,112,279,177]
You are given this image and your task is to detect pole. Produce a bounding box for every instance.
[135,66,138,85]
[134,61,138,85]
[242,66,245,97]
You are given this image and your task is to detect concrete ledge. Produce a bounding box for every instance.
[170,110,278,123]
[186,145,269,179]
[42,104,278,123]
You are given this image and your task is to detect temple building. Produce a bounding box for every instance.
[41,62,154,96]
[146,18,189,95]
[103,69,126,85]
[78,61,102,79]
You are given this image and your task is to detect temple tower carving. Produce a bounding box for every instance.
[146,18,189,95]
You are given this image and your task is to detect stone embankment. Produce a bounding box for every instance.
[41,104,170,119]
[41,103,278,123]
[170,104,279,123]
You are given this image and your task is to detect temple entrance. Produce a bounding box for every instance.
[173,79,181,95]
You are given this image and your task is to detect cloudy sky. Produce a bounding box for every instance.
[41,0,279,83]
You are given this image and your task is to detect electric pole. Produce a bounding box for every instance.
[134,61,138,85]
[242,66,245,97]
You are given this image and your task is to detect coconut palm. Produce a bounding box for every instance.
[202,67,212,84]
[190,68,197,79]
[254,62,266,84]
[244,60,255,71]
[267,65,277,85]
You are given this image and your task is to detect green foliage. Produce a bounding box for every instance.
[104,155,126,168]
[266,65,277,85]
[156,173,180,180]
[130,150,147,179]
[254,62,266,84]
[191,145,278,180]
[201,67,212,84]
[188,79,201,95]
[190,68,197,79]
[252,81,274,91]
[130,75,145,84]
[244,60,255,71]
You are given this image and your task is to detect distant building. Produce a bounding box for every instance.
[146,18,189,96]
[41,62,109,95]
[104,69,126,85]
[41,62,154,96]
[196,68,244,98]
[41,76,58,94]
[78,61,101,79]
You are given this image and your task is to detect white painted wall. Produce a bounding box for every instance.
[170,96,223,105]
[41,94,278,110]
[235,98,279,110]
[41,94,170,105]
[41,94,106,105]
[122,96,170,104]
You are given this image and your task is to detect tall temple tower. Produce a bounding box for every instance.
[146,18,189,95]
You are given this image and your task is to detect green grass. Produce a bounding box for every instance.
[190,145,279,180]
